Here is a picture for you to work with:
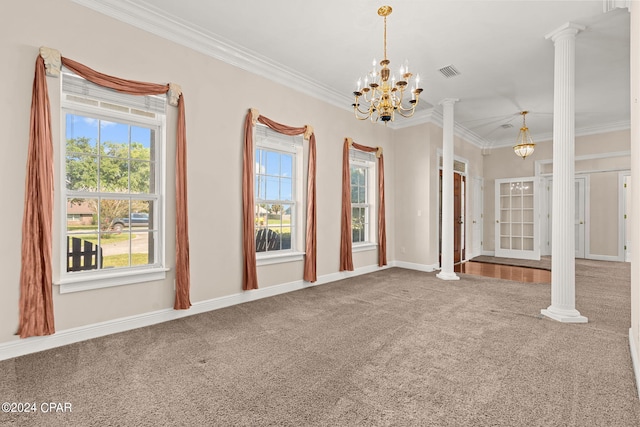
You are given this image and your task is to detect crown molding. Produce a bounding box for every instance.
[487,119,631,148]
[72,0,494,149]
[72,0,351,111]
[73,0,624,152]
[389,108,491,149]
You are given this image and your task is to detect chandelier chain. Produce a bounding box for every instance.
[383,15,387,61]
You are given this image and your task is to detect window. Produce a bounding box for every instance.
[254,125,304,263]
[350,150,376,247]
[59,70,167,292]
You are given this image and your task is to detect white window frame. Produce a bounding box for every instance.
[350,150,377,252]
[55,70,168,293]
[254,125,305,266]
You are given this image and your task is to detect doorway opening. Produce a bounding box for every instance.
[439,169,466,266]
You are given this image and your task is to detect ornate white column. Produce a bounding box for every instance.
[541,23,587,323]
[437,98,460,281]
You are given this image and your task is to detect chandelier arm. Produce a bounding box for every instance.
[362,90,375,104]
[395,108,417,118]
[354,112,371,121]
[355,105,374,116]
[395,99,418,112]
[354,98,375,115]
[354,104,374,120]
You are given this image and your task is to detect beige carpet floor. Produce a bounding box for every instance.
[1,259,639,426]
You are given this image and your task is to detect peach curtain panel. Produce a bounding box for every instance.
[242,112,259,290]
[339,138,387,271]
[174,98,191,309]
[339,140,354,271]
[19,52,191,338]
[242,110,317,290]
[18,56,55,338]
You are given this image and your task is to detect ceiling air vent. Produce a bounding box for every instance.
[500,123,514,129]
[438,65,461,78]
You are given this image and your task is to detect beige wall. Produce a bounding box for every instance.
[1,0,398,345]
[588,172,621,257]
[392,122,483,266]
[483,130,630,256]
[392,124,435,265]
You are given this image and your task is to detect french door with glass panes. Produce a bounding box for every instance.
[495,177,540,260]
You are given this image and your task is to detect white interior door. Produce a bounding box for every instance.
[547,176,586,258]
[471,177,483,258]
[575,177,586,258]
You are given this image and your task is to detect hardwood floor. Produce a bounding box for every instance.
[455,261,551,283]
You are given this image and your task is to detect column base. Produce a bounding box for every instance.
[436,271,460,281]
[541,307,588,323]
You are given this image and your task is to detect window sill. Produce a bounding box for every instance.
[353,243,378,253]
[257,251,305,266]
[55,267,170,294]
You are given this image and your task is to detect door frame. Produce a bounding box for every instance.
[453,172,466,263]
[494,177,541,260]
[437,152,469,266]
[575,176,587,259]
[620,172,631,262]
[544,175,589,259]
[470,177,484,259]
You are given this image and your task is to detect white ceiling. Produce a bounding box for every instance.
[75,0,631,148]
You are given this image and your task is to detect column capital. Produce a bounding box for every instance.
[545,22,586,42]
[439,98,460,107]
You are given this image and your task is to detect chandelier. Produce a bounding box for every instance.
[513,111,535,159]
[352,5,423,123]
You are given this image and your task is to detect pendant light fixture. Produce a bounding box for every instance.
[513,111,535,159]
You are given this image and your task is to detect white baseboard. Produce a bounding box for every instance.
[630,328,640,399]
[0,263,392,361]
[393,260,438,272]
[481,250,496,257]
